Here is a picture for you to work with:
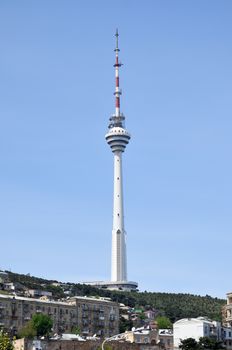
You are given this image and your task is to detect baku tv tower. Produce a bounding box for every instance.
[84,31,137,291]
[104,30,138,291]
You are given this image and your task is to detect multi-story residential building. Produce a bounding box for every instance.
[224,292,232,327]
[0,294,119,338]
[222,327,232,350]
[66,296,119,337]
[173,317,222,348]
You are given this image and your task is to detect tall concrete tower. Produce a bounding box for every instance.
[105,30,138,291]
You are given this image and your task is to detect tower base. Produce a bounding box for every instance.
[83,280,138,292]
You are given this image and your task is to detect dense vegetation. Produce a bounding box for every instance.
[0,331,13,350]
[6,271,226,322]
[179,337,225,350]
[19,314,53,339]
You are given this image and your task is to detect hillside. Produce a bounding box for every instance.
[5,271,226,322]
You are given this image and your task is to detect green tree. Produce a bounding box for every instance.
[31,314,53,337]
[198,337,225,350]
[19,314,53,339]
[0,331,13,350]
[18,320,36,339]
[119,316,133,333]
[179,338,199,350]
[156,316,172,329]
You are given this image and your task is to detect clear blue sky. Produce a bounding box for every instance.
[0,0,231,298]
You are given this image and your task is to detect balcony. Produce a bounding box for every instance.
[24,316,31,321]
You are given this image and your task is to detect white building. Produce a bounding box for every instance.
[173,317,221,348]
[222,327,232,350]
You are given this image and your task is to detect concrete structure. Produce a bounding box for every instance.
[0,294,119,338]
[85,31,137,292]
[25,289,53,298]
[104,30,137,291]
[158,329,173,350]
[124,327,158,344]
[173,317,221,348]
[222,327,232,350]
[14,338,159,350]
[225,292,232,327]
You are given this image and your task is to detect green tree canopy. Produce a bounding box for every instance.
[32,314,53,337]
[155,316,172,329]
[198,337,224,350]
[18,313,53,339]
[18,320,36,339]
[179,338,199,350]
[179,337,225,350]
[0,331,13,350]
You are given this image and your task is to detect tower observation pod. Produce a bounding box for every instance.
[105,30,138,291]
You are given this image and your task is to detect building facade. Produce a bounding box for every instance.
[224,292,232,327]
[0,294,119,338]
[173,317,221,348]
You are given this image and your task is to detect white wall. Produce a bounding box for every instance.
[174,321,204,348]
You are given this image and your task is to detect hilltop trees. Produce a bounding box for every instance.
[6,271,226,322]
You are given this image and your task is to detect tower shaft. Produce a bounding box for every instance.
[111,151,127,281]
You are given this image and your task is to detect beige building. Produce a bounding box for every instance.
[0,294,119,338]
[225,292,232,327]
[124,328,157,344]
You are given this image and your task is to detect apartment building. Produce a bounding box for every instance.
[0,294,119,338]
[67,296,119,337]
[224,292,232,327]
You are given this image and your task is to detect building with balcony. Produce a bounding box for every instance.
[224,292,232,327]
[0,294,119,338]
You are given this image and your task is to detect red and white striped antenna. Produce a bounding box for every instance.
[114,28,122,118]
[108,29,125,129]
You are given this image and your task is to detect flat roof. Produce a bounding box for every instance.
[0,294,118,306]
